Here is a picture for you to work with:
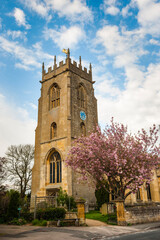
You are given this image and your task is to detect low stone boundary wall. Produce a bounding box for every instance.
[100,203,115,215]
[65,212,77,219]
[125,203,160,224]
[48,212,79,227]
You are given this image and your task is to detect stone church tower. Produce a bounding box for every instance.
[31,50,98,206]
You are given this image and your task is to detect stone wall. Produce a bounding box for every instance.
[31,53,98,210]
[125,203,160,224]
[100,203,115,215]
[65,212,77,219]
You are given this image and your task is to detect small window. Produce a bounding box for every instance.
[49,151,62,184]
[50,84,60,109]
[136,188,141,201]
[111,187,117,200]
[146,184,152,201]
[80,122,86,136]
[78,85,85,108]
[51,122,57,139]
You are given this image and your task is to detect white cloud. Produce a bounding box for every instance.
[10,8,31,29]
[28,102,38,110]
[43,25,85,49]
[149,38,160,46]
[94,74,121,97]
[105,6,120,15]
[20,0,93,22]
[96,62,160,133]
[0,36,39,69]
[122,0,160,37]
[7,30,27,41]
[0,94,36,156]
[96,25,146,66]
[102,0,120,16]
[15,63,31,70]
[135,0,160,36]
[121,0,135,17]
[21,0,48,17]
[121,5,131,17]
[103,65,160,131]
[0,36,54,70]
[95,20,160,133]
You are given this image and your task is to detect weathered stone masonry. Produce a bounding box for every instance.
[31,50,98,209]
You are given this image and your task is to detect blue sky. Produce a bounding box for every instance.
[0,0,160,156]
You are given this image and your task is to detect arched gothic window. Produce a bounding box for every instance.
[51,122,57,139]
[80,122,86,136]
[78,85,85,108]
[146,183,152,201]
[49,151,62,184]
[136,188,141,201]
[50,84,60,109]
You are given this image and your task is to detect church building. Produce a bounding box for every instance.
[31,49,160,210]
[31,49,98,207]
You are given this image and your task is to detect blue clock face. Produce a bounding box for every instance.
[80,111,86,121]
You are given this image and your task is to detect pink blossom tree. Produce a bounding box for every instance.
[66,119,160,200]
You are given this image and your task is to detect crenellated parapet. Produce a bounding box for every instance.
[42,49,92,83]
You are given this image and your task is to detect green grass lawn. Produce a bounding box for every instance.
[85,211,117,224]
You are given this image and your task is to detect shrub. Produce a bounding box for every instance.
[9,218,27,225]
[65,196,77,210]
[0,193,10,223]
[36,207,66,220]
[20,195,30,213]
[53,208,66,219]
[107,213,117,223]
[32,219,47,226]
[57,188,66,206]
[32,219,40,225]
[0,214,7,224]
[7,190,20,220]
[57,188,76,210]
[40,220,47,226]
[21,212,34,222]
[95,183,109,209]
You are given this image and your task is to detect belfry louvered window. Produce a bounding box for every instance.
[49,151,62,184]
[78,85,85,108]
[50,84,60,109]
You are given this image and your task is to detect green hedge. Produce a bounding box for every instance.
[9,218,27,225]
[21,212,34,222]
[7,190,20,220]
[0,214,7,224]
[36,207,66,220]
[32,219,47,226]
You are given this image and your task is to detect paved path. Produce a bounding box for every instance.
[0,221,160,240]
[86,219,108,226]
[106,228,160,240]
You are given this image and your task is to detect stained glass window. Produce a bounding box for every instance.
[49,151,62,184]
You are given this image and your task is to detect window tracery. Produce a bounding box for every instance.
[49,151,62,184]
[50,84,60,109]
